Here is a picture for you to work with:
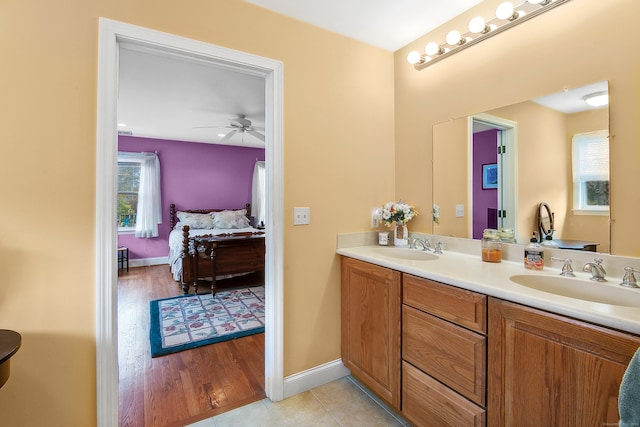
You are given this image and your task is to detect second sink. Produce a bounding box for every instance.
[510,274,640,307]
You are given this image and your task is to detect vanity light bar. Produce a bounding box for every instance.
[408,0,572,70]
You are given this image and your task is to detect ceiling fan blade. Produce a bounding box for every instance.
[192,125,228,129]
[247,130,265,141]
[220,130,237,143]
[251,126,265,131]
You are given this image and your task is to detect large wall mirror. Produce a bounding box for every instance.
[432,81,610,253]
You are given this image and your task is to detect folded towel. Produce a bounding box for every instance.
[620,347,640,427]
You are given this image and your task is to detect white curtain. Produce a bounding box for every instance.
[251,161,266,227]
[135,153,162,238]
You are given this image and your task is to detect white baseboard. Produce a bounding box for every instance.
[283,359,351,399]
[129,256,168,268]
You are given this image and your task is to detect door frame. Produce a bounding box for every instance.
[469,113,518,238]
[96,18,284,426]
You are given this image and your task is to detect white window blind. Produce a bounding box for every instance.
[572,131,609,212]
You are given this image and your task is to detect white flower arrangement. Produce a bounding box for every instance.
[381,200,417,227]
[432,204,440,225]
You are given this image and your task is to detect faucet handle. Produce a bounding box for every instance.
[620,267,640,288]
[433,241,443,254]
[408,238,418,249]
[550,257,575,277]
[594,258,606,273]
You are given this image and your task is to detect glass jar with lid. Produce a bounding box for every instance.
[482,228,502,263]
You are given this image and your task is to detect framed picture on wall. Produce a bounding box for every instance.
[482,163,498,189]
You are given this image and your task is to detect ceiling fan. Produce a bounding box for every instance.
[194,114,265,143]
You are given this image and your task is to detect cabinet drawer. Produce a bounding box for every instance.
[402,361,485,427]
[403,305,486,405]
[403,274,487,333]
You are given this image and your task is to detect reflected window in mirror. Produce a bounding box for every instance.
[572,131,609,214]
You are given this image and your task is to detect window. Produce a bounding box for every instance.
[572,131,609,214]
[117,158,141,230]
[118,151,162,237]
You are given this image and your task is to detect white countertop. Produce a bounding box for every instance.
[337,244,640,335]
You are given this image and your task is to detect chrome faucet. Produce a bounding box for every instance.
[620,267,640,288]
[410,238,432,251]
[582,258,607,282]
[550,257,575,277]
[433,241,443,254]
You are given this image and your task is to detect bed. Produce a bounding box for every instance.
[168,203,265,294]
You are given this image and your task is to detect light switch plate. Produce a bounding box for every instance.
[455,204,464,218]
[371,208,381,228]
[293,207,310,225]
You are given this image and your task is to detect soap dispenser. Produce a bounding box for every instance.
[524,232,544,270]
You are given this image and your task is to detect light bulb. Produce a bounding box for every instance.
[496,2,516,20]
[425,41,442,56]
[407,51,422,65]
[468,16,488,33]
[446,30,463,46]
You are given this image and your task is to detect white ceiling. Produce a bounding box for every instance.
[117,2,607,147]
[244,0,483,52]
[117,43,266,148]
[532,81,608,114]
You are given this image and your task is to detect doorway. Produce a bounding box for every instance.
[469,113,518,239]
[96,18,284,427]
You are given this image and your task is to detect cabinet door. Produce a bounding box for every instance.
[341,257,401,410]
[488,297,640,427]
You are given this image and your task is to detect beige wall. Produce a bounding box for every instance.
[395,0,640,257]
[0,1,394,425]
[432,117,469,237]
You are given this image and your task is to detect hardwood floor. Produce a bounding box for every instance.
[117,265,266,427]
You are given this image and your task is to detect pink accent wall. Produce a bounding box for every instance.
[472,129,499,239]
[117,135,265,260]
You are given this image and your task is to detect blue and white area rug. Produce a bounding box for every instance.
[149,286,265,357]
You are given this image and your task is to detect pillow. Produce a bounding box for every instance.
[212,209,250,229]
[175,211,215,229]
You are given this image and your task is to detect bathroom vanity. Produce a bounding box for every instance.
[339,239,640,427]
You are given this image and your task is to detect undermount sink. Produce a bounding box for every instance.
[509,274,640,307]
[372,247,439,261]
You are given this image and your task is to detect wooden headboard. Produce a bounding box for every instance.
[169,203,252,229]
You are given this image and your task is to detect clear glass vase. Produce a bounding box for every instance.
[394,223,408,247]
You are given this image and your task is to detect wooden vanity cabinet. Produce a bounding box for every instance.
[488,297,640,427]
[341,257,401,410]
[402,274,487,427]
[341,256,640,426]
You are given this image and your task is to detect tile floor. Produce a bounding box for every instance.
[188,376,411,427]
